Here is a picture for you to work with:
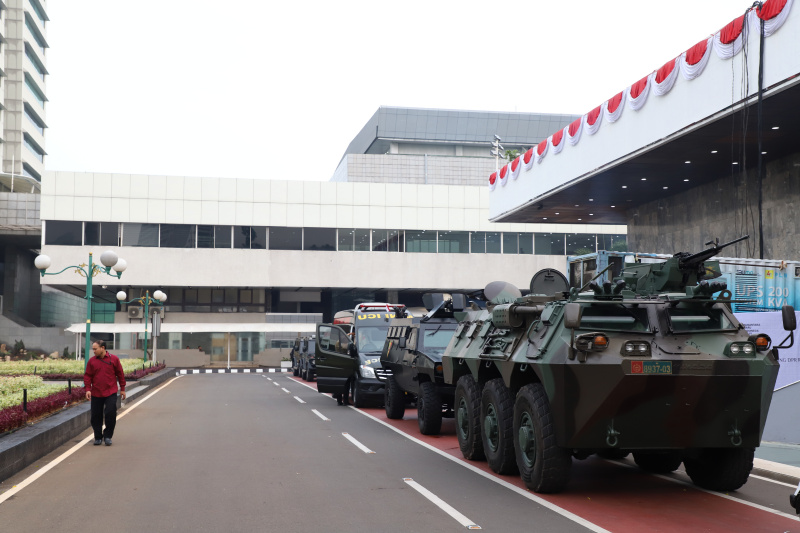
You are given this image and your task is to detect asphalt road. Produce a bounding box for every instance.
[0,374,798,532]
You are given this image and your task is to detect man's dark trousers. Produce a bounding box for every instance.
[90,393,118,440]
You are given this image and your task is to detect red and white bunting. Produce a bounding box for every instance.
[489,0,794,190]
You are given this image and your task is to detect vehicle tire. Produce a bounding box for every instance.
[684,448,754,492]
[292,359,299,376]
[513,383,571,493]
[418,381,442,435]
[633,452,683,474]
[455,375,484,461]
[481,378,518,475]
[596,449,630,460]
[384,375,405,419]
[351,373,366,408]
[302,366,309,381]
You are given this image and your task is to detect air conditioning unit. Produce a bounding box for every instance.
[127,307,142,318]
[150,307,165,319]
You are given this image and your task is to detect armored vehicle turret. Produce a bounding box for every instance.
[441,236,795,494]
[377,293,465,435]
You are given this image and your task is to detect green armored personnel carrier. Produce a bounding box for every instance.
[441,236,796,493]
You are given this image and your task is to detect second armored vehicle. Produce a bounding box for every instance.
[377,293,465,434]
[440,237,795,494]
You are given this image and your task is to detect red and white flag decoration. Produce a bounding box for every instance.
[489,0,793,190]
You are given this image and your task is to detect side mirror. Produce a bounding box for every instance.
[783,306,796,331]
[564,303,583,329]
[398,337,406,349]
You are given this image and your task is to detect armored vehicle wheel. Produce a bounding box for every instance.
[684,448,754,492]
[418,381,442,435]
[513,383,571,493]
[455,375,484,461]
[351,374,367,408]
[292,362,299,376]
[302,366,309,381]
[480,378,518,475]
[633,452,683,473]
[384,376,405,419]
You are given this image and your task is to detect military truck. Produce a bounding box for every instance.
[440,236,796,494]
[377,293,466,434]
[316,303,408,407]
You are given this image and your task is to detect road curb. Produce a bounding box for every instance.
[752,458,800,486]
[0,368,174,482]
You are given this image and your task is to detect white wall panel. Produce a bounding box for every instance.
[448,187,465,208]
[401,185,417,207]
[201,201,218,224]
[385,184,402,207]
[128,198,149,222]
[233,202,253,225]
[148,176,167,200]
[92,173,112,197]
[319,204,337,223]
[147,199,167,223]
[352,183,370,206]
[253,179,270,202]
[40,194,55,219]
[286,203,304,226]
[184,200,202,223]
[73,196,92,220]
[369,183,385,206]
[319,182,337,205]
[416,208,433,230]
[368,205,385,228]
[236,179,254,202]
[218,202,236,225]
[201,177,218,201]
[431,185,448,208]
[303,181,321,204]
[268,203,287,226]
[109,198,130,222]
[73,174,94,196]
[129,175,149,199]
[287,181,304,203]
[448,209,464,230]
[216,178,235,201]
[303,204,321,227]
[54,197,74,220]
[352,205,369,225]
[165,176,183,200]
[183,178,201,201]
[335,182,354,206]
[164,200,183,223]
[252,203,270,225]
[54,172,75,197]
[336,206,353,228]
[270,180,288,203]
[432,208,448,230]
[92,198,112,222]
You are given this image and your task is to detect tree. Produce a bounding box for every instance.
[504,149,520,161]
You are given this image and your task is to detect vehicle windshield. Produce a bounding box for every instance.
[420,326,457,357]
[356,326,390,353]
[578,304,650,333]
[667,304,736,333]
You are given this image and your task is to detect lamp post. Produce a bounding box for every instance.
[35,251,127,370]
[116,290,166,363]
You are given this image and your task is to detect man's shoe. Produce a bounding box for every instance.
[93,439,102,446]
[104,438,112,446]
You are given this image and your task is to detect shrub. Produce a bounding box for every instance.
[0,386,86,434]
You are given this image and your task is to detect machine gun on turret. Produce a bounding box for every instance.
[620,235,749,296]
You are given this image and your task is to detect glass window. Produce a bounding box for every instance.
[251,226,267,249]
[406,230,436,253]
[184,289,198,304]
[252,289,266,304]
[198,225,214,248]
[212,290,224,304]
[269,227,301,250]
[535,233,565,255]
[84,222,100,246]
[438,231,469,253]
[354,229,370,251]
[503,233,518,254]
[471,232,485,253]
[46,220,82,245]
[25,77,45,107]
[234,226,251,249]
[123,223,158,247]
[667,305,736,333]
[240,290,252,304]
[338,229,354,251]
[225,289,238,303]
[167,288,183,304]
[198,289,212,304]
[160,224,196,248]
[304,228,336,251]
[486,232,501,254]
[100,223,119,247]
[215,226,231,248]
[387,230,402,252]
[519,233,533,254]
[566,233,597,255]
[580,304,650,333]
[372,230,388,252]
[598,234,627,252]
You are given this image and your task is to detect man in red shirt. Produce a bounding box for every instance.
[84,340,127,446]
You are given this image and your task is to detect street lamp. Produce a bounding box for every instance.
[35,251,127,369]
[116,290,166,363]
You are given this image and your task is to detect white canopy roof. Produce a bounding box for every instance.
[65,322,316,334]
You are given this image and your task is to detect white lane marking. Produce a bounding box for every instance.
[404,478,481,529]
[294,396,306,404]
[267,377,273,381]
[352,409,609,533]
[281,388,291,394]
[343,432,375,454]
[312,409,330,421]
[610,460,800,522]
[0,376,182,505]
[273,381,280,387]
[749,473,797,488]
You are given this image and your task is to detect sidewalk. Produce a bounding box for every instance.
[753,441,800,485]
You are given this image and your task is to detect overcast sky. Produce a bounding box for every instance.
[45,1,750,182]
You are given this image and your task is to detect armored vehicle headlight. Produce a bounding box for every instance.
[360,365,377,378]
[749,334,772,351]
[621,341,651,357]
[575,333,609,352]
[725,342,755,357]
